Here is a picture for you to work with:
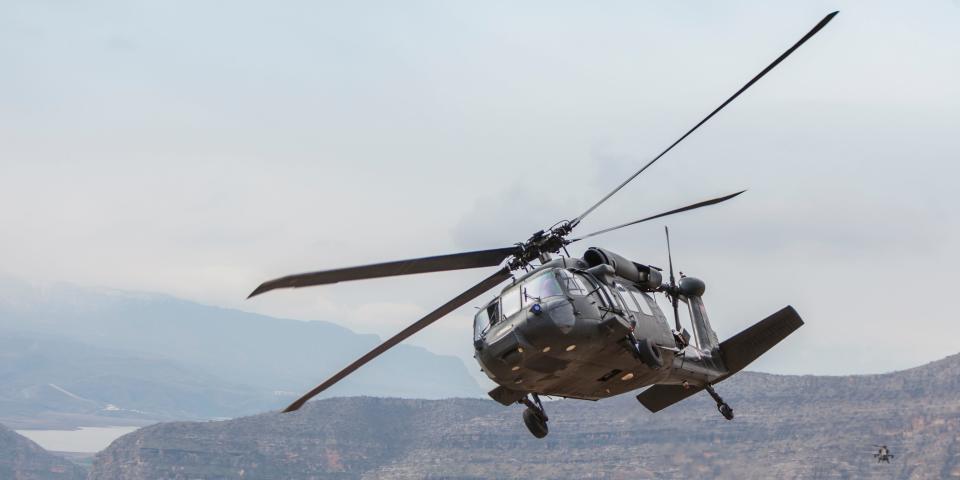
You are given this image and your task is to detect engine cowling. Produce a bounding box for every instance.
[582,247,662,291]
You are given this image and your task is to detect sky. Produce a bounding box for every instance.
[2,1,959,389]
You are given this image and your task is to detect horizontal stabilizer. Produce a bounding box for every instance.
[636,384,704,413]
[488,386,527,406]
[636,305,803,413]
[719,305,803,375]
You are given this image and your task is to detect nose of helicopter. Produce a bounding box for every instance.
[524,298,576,337]
[476,297,591,380]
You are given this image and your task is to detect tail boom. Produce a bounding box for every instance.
[637,306,803,412]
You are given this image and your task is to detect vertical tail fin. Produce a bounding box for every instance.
[687,296,720,352]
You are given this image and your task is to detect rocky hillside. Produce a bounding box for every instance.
[89,353,960,479]
[0,424,86,480]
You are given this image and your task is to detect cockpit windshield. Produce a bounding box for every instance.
[473,269,566,341]
[522,271,564,304]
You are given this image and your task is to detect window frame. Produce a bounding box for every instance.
[614,282,641,315]
[500,285,523,320]
[521,271,565,306]
[571,271,613,308]
[619,282,656,317]
[557,269,589,297]
[473,300,499,341]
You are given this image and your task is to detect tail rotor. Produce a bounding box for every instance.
[665,226,682,332]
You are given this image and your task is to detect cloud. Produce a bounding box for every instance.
[1,0,959,379]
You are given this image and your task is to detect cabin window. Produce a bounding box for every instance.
[615,283,641,315]
[635,291,656,316]
[522,272,564,305]
[618,283,655,316]
[601,284,635,313]
[501,285,523,319]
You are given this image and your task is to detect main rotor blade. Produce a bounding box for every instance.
[569,190,745,242]
[248,247,517,298]
[282,266,512,412]
[570,11,838,226]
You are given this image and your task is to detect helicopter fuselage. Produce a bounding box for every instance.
[473,251,728,403]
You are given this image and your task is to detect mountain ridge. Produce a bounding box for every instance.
[89,351,960,479]
[0,423,86,480]
[0,276,483,429]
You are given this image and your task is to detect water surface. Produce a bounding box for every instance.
[17,426,141,453]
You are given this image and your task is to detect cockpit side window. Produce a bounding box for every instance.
[501,285,522,319]
[557,269,589,296]
[568,271,612,308]
[474,301,498,341]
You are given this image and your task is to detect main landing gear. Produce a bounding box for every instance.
[520,393,549,438]
[705,384,734,420]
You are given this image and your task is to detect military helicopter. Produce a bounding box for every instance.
[248,11,838,438]
[873,445,894,463]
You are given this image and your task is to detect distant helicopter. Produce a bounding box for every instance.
[248,12,838,438]
[873,445,894,463]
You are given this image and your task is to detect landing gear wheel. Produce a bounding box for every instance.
[519,394,549,438]
[718,403,734,420]
[705,384,734,420]
[522,407,549,438]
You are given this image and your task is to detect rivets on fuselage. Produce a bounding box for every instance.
[620,372,635,381]
[541,346,551,353]
[511,366,520,371]
[565,344,576,352]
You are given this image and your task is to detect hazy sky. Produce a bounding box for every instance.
[2,1,959,388]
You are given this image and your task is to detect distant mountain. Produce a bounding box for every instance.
[0,277,481,427]
[0,423,85,479]
[0,332,278,428]
[90,353,960,479]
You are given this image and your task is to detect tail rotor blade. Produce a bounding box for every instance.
[666,226,675,289]
[665,226,681,332]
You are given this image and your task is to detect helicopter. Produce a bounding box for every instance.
[248,11,838,438]
[873,445,895,463]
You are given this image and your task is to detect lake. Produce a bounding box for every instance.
[17,425,142,453]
